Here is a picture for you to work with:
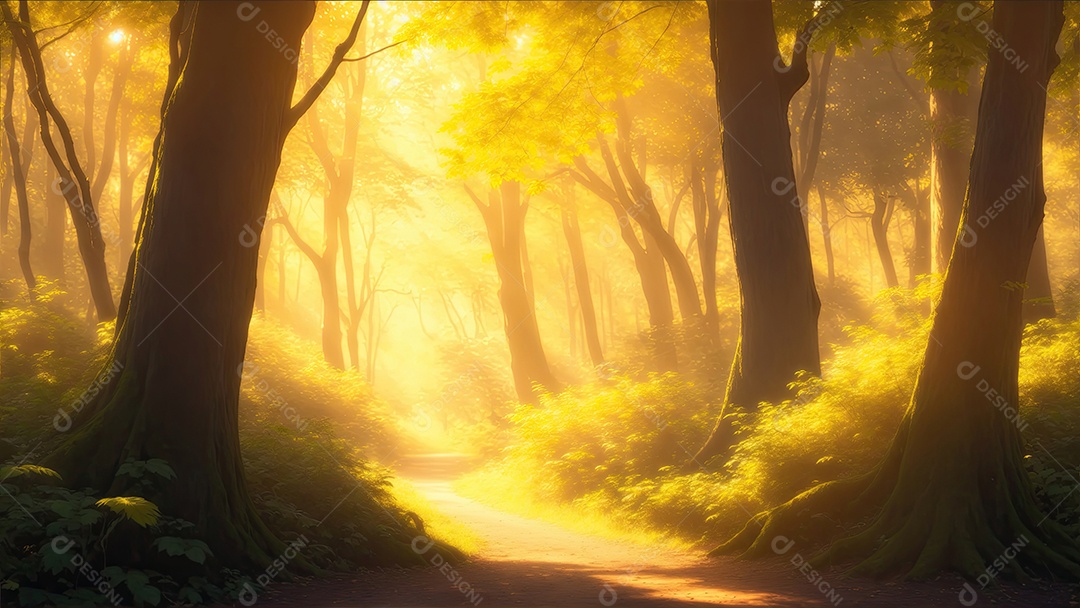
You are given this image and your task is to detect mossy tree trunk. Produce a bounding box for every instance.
[693,0,822,465]
[47,1,317,569]
[720,0,1080,582]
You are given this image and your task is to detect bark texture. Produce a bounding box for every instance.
[47,1,316,569]
[694,0,822,465]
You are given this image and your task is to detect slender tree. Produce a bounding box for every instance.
[466,181,560,402]
[3,40,33,290]
[3,0,116,320]
[560,196,604,367]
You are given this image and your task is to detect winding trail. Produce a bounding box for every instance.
[259,454,1072,607]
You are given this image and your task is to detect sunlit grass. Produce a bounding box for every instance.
[461,279,1080,546]
[389,477,484,555]
[455,467,693,551]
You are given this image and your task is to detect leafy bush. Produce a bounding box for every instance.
[0,286,456,606]
[464,281,1080,546]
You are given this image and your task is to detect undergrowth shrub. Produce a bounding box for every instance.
[0,283,453,606]
[464,280,1080,545]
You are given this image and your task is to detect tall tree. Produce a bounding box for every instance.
[692,0,824,464]
[720,0,1080,581]
[928,0,981,275]
[466,182,560,402]
[2,41,33,291]
[46,0,365,568]
[3,0,116,320]
[559,189,603,367]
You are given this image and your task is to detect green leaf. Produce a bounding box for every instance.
[177,587,202,604]
[118,570,163,606]
[143,459,176,480]
[153,537,212,564]
[0,464,62,480]
[95,497,161,527]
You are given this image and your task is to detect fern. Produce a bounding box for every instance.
[95,497,161,527]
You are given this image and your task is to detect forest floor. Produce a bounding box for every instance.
[255,453,1075,607]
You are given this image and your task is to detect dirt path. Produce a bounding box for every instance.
[258,454,1073,607]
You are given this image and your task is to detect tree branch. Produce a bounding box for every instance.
[284,0,370,132]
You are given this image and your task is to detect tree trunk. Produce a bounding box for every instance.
[3,41,33,290]
[274,197,345,369]
[116,98,149,268]
[561,204,603,366]
[89,41,133,206]
[43,161,65,281]
[4,0,116,320]
[694,0,822,465]
[691,158,723,330]
[909,180,931,287]
[720,1,1080,582]
[604,112,702,320]
[46,1,316,569]
[796,44,836,230]
[929,0,980,274]
[1023,225,1055,322]
[468,182,560,401]
[572,157,677,370]
[817,184,835,285]
[338,47,368,372]
[871,191,899,289]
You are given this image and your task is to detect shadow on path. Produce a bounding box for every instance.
[256,453,1074,607]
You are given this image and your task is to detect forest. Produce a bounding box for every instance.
[1,0,1079,606]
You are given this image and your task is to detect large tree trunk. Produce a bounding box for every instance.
[468,181,560,402]
[46,1,316,569]
[694,0,822,464]
[720,0,1080,582]
[561,204,603,366]
[929,0,980,274]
